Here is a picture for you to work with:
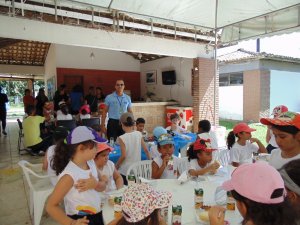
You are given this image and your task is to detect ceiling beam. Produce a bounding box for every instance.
[0,15,214,58]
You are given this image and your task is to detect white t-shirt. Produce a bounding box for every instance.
[80,114,91,120]
[166,125,187,134]
[153,156,179,179]
[268,129,278,147]
[46,145,57,186]
[97,160,116,192]
[230,141,259,164]
[56,110,72,120]
[269,148,300,169]
[118,131,142,175]
[188,159,210,172]
[59,160,101,216]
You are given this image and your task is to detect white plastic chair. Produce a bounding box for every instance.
[177,157,190,175]
[126,160,153,181]
[216,149,231,166]
[18,160,54,225]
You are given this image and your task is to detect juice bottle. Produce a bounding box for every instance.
[194,188,204,209]
[114,196,122,218]
[226,191,236,210]
[127,173,136,186]
[172,205,182,225]
[167,156,174,170]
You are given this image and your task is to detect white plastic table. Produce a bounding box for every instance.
[103,167,243,225]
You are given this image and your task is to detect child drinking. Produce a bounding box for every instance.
[94,142,124,192]
[42,126,69,186]
[152,126,180,179]
[209,162,300,225]
[187,137,220,176]
[46,126,107,225]
[108,183,172,225]
[265,105,288,153]
[166,113,187,134]
[260,111,300,169]
[116,113,150,185]
[227,123,267,167]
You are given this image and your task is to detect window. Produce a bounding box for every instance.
[219,73,243,86]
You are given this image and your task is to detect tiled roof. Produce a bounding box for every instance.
[218,48,300,64]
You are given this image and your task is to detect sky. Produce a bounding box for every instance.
[217,32,300,58]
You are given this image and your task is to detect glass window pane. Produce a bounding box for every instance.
[230,73,243,85]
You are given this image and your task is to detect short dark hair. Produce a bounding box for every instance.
[136,118,145,124]
[26,105,35,115]
[198,120,211,133]
[25,89,30,94]
[272,125,299,135]
[170,113,180,121]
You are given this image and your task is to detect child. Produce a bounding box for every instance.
[209,163,299,225]
[46,126,107,225]
[116,113,150,185]
[108,183,171,225]
[79,104,91,120]
[266,105,288,153]
[279,159,300,214]
[198,119,218,149]
[23,105,52,155]
[94,142,124,192]
[42,126,69,186]
[56,101,72,121]
[166,113,187,134]
[151,126,180,179]
[227,123,267,167]
[136,117,148,139]
[187,137,220,176]
[260,111,300,169]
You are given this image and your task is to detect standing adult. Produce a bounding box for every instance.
[23,89,35,113]
[53,84,69,111]
[96,87,105,103]
[85,86,98,114]
[69,84,83,115]
[35,88,49,116]
[0,87,8,135]
[101,80,132,141]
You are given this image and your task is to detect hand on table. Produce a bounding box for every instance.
[209,206,226,225]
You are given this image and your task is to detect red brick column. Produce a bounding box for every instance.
[192,58,219,132]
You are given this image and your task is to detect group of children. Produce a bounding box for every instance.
[43,107,300,225]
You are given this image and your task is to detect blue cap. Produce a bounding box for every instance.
[153,126,174,146]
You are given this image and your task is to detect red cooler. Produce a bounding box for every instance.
[166,106,193,131]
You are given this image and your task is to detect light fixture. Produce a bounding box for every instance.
[194,67,199,71]
[90,51,95,60]
[138,53,142,60]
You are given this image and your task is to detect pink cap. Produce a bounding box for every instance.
[233,123,256,135]
[222,162,285,204]
[79,104,91,114]
[96,143,113,153]
[272,105,288,117]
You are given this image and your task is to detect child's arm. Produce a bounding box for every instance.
[189,162,220,176]
[266,127,271,143]
[113,168,124,189]
[115,138,126,170]
[75,172,107,192]
[141,138,151,159]
[250,138,267,153]
[151,156,169,179]
[42,151,48,171]
[46,175,89,225]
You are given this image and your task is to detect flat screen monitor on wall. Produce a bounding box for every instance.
[162,70,176,85]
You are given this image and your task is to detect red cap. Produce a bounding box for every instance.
[260,111,300,130]
[79,104,91,114]
[193,137,215,152]
[233,123,256,135]
[272,105,288,117]
[96,143,113,153]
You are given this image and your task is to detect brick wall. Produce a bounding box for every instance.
[243,70,270,122]
[56,68,141,101]
[192,58,219,132]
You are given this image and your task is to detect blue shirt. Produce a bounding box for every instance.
[105,92,132,120]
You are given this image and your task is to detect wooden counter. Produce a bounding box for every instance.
[131,102,178,134]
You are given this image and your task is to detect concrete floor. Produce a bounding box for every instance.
[0,119,58,225]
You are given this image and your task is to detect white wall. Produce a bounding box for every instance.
[140,57,193,106]
[219,86,243,120]
[44,44,57,81]
[55,44,140,72]
[270,70,300,113]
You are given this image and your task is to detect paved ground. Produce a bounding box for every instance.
[0,119,58,225]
